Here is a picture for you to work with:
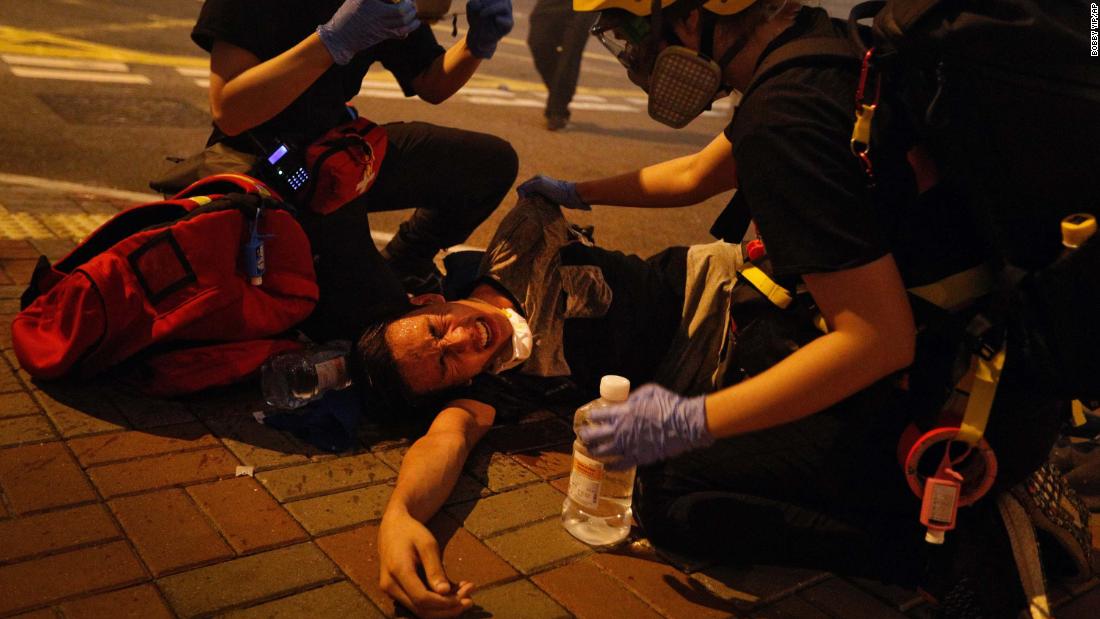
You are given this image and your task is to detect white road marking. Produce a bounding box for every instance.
[361,79,402,90]
[9,66,151,84]
[570,101,638,112]
[356,89,409,99]
[462,96,545,108]
[0,51,646,115]
[0,173,158,202]
[458,86,515,98]
[175,66,208,77]
[1,54,128,72]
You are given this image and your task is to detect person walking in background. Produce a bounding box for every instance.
[527,0,598,130]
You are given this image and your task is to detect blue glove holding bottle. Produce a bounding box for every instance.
[318,0,420,66]
[578,383,714,470]
[465,0,514,59]
[517,174,590,210]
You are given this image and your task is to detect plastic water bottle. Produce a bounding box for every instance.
[261,341,353,409]
[562,375,634,546]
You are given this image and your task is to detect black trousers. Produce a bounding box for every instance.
[360,121,518,264]
[634,339,1064,586]
[527,0,598,119]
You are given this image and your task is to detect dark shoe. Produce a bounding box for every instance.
[546,114,569,131]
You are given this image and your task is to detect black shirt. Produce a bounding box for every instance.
[722,7,983,287]
[192,0,445,151]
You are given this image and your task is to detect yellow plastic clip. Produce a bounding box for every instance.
[850,103,876,155]
[956,347,1006,447]
[1071,400,1088,427]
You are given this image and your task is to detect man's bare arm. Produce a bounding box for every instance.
[378,399,494,617]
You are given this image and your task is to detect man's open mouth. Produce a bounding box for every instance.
[476,318,492,350]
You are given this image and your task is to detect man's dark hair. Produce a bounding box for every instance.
[353,316,419,418]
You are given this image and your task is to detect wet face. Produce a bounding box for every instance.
[385,299,515,395]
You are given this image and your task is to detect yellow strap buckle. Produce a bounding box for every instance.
[850,103,876,156]
[956,347,1006,446]
[740,265,792,310]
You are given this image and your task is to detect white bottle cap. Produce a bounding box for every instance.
[925,529,946,545]
[599,375,630,402]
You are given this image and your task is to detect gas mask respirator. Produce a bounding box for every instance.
[592,1,785,128]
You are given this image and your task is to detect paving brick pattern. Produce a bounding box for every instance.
[0,179,1098,618]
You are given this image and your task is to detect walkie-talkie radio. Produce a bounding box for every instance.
[248,133,310,197]
[265,143,309,192]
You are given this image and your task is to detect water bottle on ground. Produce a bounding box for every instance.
[261,341,353,409]
[562,375,635,546]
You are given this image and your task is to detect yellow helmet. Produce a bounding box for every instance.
[573,0,757,17]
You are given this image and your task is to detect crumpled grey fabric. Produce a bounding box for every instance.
[478,196,610,378]
[654,240,744,395]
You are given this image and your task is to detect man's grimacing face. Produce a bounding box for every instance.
[384,298,514,394]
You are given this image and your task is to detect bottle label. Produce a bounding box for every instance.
[568,449,604,509]
[315,356,346,391]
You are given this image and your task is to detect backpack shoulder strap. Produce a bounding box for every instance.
[743,37,861,102]
[172,173,279,203]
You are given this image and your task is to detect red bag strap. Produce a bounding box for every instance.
[172,173,282,203]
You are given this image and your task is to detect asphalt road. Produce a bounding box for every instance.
[0,0,781,255]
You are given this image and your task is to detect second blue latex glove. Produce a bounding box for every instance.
[318,0,420,65]
[517,174,590,210]
[466,0,514,59]
[578,383,714,470]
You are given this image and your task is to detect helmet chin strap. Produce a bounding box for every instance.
[712,11,761,93]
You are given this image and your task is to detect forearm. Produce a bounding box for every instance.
[211,34,334,136]
[386,430,471,522]
[705,253,915,437]
[412,39,482,104]
[575,132,738,207]
[576,157,705,208]
[705,326,908,437]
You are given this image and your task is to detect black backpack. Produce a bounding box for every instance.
[743,0,1100,399]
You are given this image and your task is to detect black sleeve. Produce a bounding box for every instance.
[731,78,889,278]
[192,0,264,55]
[374,22,446,96]
[192,0,319,59]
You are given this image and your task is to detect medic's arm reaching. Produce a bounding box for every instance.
[518,133,740,209]
[377,399,495,618]
[208,0,513,136]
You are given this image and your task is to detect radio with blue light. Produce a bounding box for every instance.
[265,143,310,192]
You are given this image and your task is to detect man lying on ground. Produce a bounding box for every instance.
[354,195,790,616]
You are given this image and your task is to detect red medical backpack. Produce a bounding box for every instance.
[11,174,319,396]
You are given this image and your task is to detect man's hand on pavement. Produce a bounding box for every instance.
[378,509,474,618]
[578,383,715,469]
[318,0,421,65]
[465,0,514,59]
[517,174,590,210]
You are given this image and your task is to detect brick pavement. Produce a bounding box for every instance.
[0,175,1098,618]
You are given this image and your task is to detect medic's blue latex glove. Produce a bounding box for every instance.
[517,174,590,210]
[579,384,714,470]
[317,0,421,66]
[465,0,514,59]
